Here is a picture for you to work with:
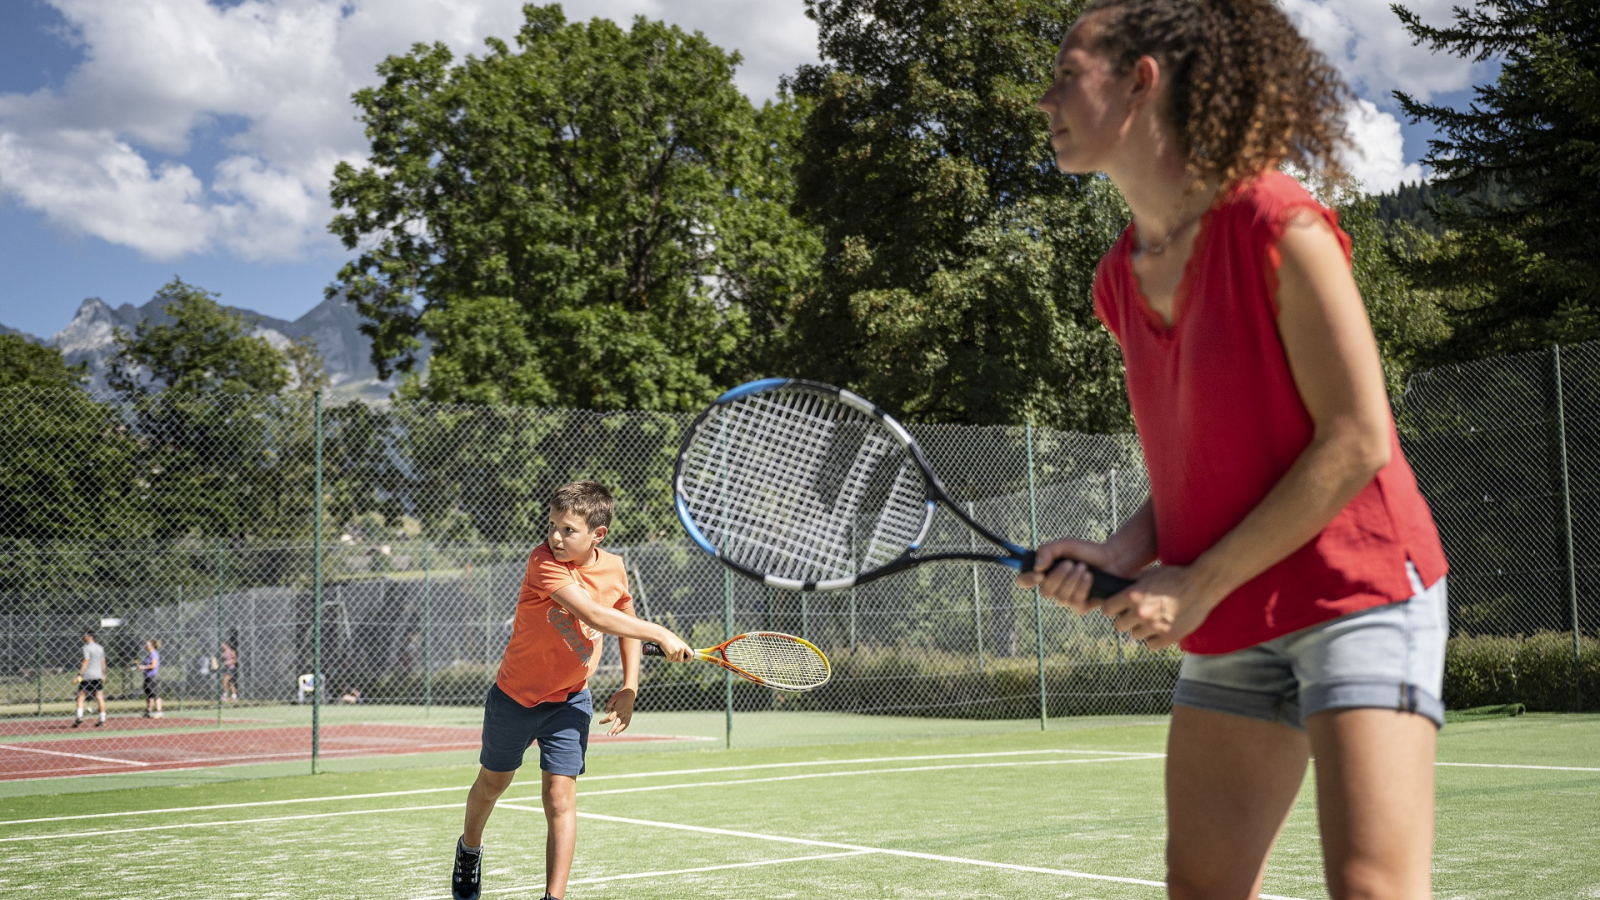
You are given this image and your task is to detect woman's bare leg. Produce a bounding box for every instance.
[1166,705,1311,899]
[1307,708,1436,900]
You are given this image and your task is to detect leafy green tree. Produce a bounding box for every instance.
[107,278,288,397]
[784,0,1131,431]
[1394,0,1600,357]
[330,4,815,410]
[0,338,153,608]
[1337,194,1450,396]
[0,335,87,389]
[103,278,307,545]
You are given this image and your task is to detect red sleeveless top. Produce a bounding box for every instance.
[1092,171,1448,654]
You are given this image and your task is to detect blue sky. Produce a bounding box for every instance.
[0,0,1492,340]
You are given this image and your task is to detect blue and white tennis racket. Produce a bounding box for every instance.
[673,378,1134,595]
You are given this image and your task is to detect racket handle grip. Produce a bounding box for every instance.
[642,642,664,658]
[1017,552,1135,599]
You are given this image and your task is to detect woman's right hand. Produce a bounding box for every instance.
[1015,537,1133,614]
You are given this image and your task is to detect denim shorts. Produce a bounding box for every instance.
[479,683,592,775]
[1173,565,1448,729]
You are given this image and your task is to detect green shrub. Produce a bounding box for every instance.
[1444,631,1599,711]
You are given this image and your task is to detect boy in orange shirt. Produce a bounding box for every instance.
[451,481,691,900]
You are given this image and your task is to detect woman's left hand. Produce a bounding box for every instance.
[1098,565,1224,650]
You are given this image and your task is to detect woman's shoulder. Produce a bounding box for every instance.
[1218,170,1332,224]
[1214,170,1345,255]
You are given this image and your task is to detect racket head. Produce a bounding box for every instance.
[673,378,936,590]
[708,631,831,692]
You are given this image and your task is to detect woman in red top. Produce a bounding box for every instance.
[1021,1,1449,898]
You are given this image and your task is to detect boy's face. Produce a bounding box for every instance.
[547,508,606,563]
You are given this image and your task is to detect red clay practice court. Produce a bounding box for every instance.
[0,717,699,780]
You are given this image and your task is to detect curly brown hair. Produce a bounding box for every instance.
[1078,0,1352,190]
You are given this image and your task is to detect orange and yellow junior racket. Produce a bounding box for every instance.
[643,631,830,692]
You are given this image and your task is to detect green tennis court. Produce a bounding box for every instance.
[3,711,1595,899]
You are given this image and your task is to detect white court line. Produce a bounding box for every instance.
[0,743,482,780]
[413,850,878,899]
[1437,761,1600,772]
[578,755,1164,797]
[0,801,468,842]
[514,806,1307,900]
[0,748,1137,826]
[0,743,150,767]
[0,754,1156,837]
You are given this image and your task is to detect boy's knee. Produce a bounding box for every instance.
[474,768,516,798]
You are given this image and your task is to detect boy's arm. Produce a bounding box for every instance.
[619,604,642,693]
[548,583,691,660]
[600,604,645,735]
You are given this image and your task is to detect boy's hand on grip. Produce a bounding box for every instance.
[659,634,693,662]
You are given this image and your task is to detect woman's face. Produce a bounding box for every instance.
[1036,15,1136,174]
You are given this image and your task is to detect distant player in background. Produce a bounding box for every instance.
[137,639,163,718]
[1025,1,1450,898]
[74,630,107,728]
[450,481,691,900]
[220,635,239,701]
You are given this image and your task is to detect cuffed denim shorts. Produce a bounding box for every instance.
[479,683,592,775]
[1173,564,1448,729]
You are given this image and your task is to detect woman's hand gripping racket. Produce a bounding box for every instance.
[673,378,1134,596]
[643,631,831,692]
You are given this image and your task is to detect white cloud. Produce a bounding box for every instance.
[0,0,818,262]
[1339,98,1424,194]
[1280,0,1482,104]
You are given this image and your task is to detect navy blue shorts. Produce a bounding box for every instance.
[478,683,591,776]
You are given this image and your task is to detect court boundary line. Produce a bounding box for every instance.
[7,751,1589,833]
[577,755,1164,797]
[1436,761,1600,772]
[504,805,1309,900]
[0,743,151,767]
[441,849,880,898]
[0,748,1149,826]
[0,753,1160,838]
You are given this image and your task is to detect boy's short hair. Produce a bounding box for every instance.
[83,629,95,639]
[550,481,614,531]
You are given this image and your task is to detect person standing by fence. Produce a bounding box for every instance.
[220,635,239,702]
[137,639,163,719]
[74,629,107,728]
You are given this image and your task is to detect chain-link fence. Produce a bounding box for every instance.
[2,340,1596,779]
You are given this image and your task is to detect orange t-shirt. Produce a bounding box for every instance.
[495,543,633,706]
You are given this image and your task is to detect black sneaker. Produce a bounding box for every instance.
[95,719,105,727]
[451,837,482,900]
[72,719,82,728]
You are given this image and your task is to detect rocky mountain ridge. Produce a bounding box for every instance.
[6,294,411,399]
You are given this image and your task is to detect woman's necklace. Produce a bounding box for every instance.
[1136,192,1200,257]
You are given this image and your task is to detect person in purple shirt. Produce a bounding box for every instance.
[137,639,164,719]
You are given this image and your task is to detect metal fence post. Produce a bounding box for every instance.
[968,500,984,670]
[723,567,733,749]
[848,520,858,652]
[1553,346,1581,709]
[1027,422,1047,730]
[215,539,224,726]
[422,541,433,717]
[33,605,41,716]
[312,389,323,774]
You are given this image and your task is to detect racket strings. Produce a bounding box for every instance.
[694,393,860,578]
[679,388,928,582]
[719,633,830,689]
